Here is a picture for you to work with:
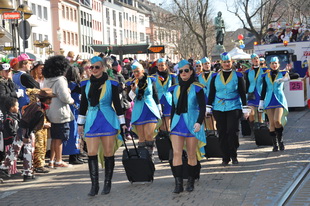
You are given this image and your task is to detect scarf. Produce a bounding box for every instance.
[137,73,148,101]
[176,74,195,115]
[271,69,278,82]
[158,70,169,83]
[203,70,210,79]
[88,73,108,106]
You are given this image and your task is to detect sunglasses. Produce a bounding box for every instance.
[89,65,101,70]
[196,65,201,67]
[179,69,190,74]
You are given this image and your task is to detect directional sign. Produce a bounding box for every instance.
[2,12,21,20]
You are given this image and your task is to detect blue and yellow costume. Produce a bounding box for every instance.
[198,57,214,102]
[152,58,177,117]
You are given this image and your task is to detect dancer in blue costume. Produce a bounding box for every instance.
[198,57,216,131]
[127,62,161,156]
[153,58,177,132]
[169,59,206,194]
[63,66,84,164]
[77,56,126,196]
[258,57,289,152]
[244,54,266,129]
[207,52,248,166]
[195,60,203,75]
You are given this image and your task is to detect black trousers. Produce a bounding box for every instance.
[213,109,242,162]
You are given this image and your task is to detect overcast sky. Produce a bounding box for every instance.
[148,0,242,31]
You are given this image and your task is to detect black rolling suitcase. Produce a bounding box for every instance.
[155,117,172,161]
[204,119,223,158]
[169,150,201,180]
[121,135,155,183]
[241,118,251,136]
[254,123,273,146]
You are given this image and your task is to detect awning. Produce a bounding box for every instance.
[90,44,165,55]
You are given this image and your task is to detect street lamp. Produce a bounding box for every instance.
[0,0,14,13]
[33,39,53,58]
[17,3,33,19]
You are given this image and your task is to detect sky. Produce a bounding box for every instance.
[148,0,242,31]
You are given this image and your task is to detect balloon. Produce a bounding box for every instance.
[240,44,245,49]
[238,34,244,40]
[239,40,244,45]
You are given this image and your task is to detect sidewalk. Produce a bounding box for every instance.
[0,108,309,206]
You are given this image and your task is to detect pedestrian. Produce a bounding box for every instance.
[30,61,44,88]
[197,57,216,131]
[127,62,161,157]
[244,53,266,127]
[13,53,39,110]
[153,58,177,133]
[43,55,74,168]
[207,52,248,166]
[63,66,84,164]
[77,56,126,196]
[0,88,55,181]
[258,57,289,152]
[168,59,206,194]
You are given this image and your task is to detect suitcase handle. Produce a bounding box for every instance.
[121,128,140,158]
[159,103,169,132]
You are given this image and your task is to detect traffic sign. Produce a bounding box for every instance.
[2,12,21,20]
[18,20,31,40]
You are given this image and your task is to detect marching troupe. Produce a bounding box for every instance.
[0,50,289,196]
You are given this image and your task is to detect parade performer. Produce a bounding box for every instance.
[207,52,247,166]
[258,57,289,152]
[127,62,161,157]
[195,60,203,75]
[1,88,55,181]
[152,58,177,132]
[77,56,126,196]
[168,59,206,193]
[244,53,266,126]
[197,57,215,131]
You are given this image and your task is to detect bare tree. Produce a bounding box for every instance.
[226,0,285,43]
[171,0,213,57]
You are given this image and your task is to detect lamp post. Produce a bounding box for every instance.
[0,0,32,56]
[33,39,53,59]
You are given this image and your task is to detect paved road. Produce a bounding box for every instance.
[0,108,310,206]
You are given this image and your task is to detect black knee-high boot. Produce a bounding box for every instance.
[275,127,284,151]
[88,155,99,196]
[145,140,155,157]
[186,165,196,192]
[102,156,115,195]
[270,131,278,152]
[172,165,183,194]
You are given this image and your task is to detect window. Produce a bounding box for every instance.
[81,11,83,25]
[107,27,110,44]
[44,35,48,40]
[66,7,69,19]
[71,33,74,45]
[67,32,70,44]
[106,8,110,25]
[38,5,42,19]
[43,7,47,20]
[32,33,37,50]
[39,34,42,41]
[119,13,122,28]
[74,10,77,21]
[75,34,78,45]
[140,32,144,42]
[120,30,123,45]
[62,6,65,18]
[87,13,89,27]
[63,31,66,43]
[31,3,36,15]
[84,12,86,25]
[113,10,116,26]
[114,29,117,44]
[139,15,144,25]
[70,8,73,20]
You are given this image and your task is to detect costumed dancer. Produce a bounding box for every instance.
[126,62,161,157]
[195,60,203,75]
[258,57,289,152]
[207,52,248,166]
[197,57,216,132]
[168,59,206,194]
[153,58,177,132]
[244,53,266,129]
[77,56,126,196]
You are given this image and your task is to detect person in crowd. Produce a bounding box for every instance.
[195,60,203,75]
[0,59,22,115]
[279,25,294,42]
[152,58,177,133]
[62,66,84,164]
[10,58,19,72]
[207,52,247,166]
[258,57,289,152]
[127,62,161,157]
[23,88,51,173]
[168,59,206,193]
[77,56,126,196]
[259,58,268,69]
[197,57,216,132]
[297,30,310,41]
[244,54,266,128]
[80,60,92,78]
[30,61,44,88]
[1,97,20,175]
[262,28,279,44]
[0,88,55,181]
[43,56,74,168]
[13,54,39,110]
